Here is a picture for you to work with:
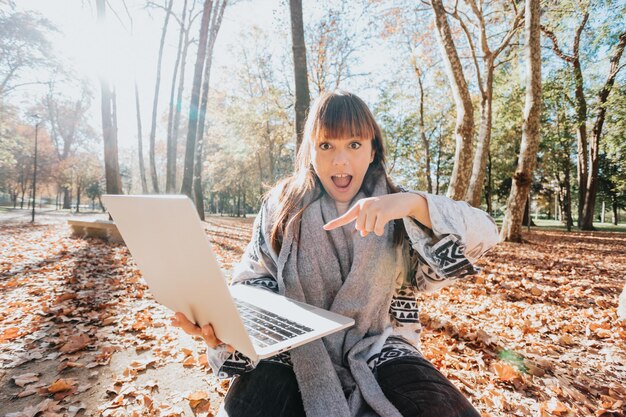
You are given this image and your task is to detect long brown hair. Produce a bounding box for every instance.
[269,90,405,253]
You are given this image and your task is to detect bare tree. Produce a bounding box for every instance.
[447,0,524,207]
[180,0,212,198]
[193,0,228,219]
[165,0,197,193]
[147,0,174,193]
[289,0,310,152]
[134,80,148,193]
[411,57,433,193]
[96,0,122,195]
[306,3,371,95]
[500,0,541,242]
[181,0,228,219]
[430,0,474,200]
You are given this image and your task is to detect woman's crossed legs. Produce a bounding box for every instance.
[221,356,481,417]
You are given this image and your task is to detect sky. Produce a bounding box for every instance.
[11,0,394,153]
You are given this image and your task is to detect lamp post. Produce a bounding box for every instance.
[30,115,42,223]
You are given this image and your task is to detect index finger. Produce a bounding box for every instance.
[323,204,360,231]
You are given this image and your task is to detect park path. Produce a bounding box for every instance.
[0,210,625,416]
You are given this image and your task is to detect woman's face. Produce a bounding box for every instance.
[311,136,375,203]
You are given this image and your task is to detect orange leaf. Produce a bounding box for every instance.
[492,362,518,381]
[183,356,196,367]
[1,327,21,342]
[59,333,91,353]
[48,378,77,393]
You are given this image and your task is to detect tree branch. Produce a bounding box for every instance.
[449,7,484,95]
[572,12,589,57]
[541,25,575,63]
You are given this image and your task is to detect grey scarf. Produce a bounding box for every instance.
[275,175,404,417]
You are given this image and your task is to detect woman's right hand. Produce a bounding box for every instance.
[170,312,234,352]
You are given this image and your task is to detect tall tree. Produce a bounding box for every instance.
[165,0,195,193]
[193,0,228,219]
[134,81,148,193]
[96,0,122,195]
[447,0,524,207]
[430,0,474,200]
[180,0,212,198]
[410,57,433,193]
[147,0,174,193]
[289,0,310,153]
[500,0,541,242]
[542,7,589,225]
[580,31,626,229]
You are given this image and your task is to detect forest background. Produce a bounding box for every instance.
[1,0,625,234]
[1,0,626,416]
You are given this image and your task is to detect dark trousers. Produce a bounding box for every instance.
[222,357,481,417]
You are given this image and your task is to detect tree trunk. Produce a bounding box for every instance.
[581,31,626,230]
[522,197,531,227]
[612,199,618,225]
[486,150,493,215]
[573,60,588,227]
[430,0,474,200]
[134,81,149,193]
[147,0,174,194]
[435,129,442,195]
[564,161,573,231]
[62,186,71,209]
[193,136,205,220]
[236,188,241,217]
[192,0,227,218]
[181,0,212,198]
[289,0,310,154]
[96,0,122,196]
[413,63,432,193]
[500,0,541,242]
[466,64,494,207]
[166,0,188,193]
[76,184,81,213]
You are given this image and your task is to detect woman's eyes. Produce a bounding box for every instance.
[319,142,362,150]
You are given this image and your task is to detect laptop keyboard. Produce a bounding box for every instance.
[234,299,315,348]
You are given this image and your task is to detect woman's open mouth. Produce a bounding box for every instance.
[331,174,353,191]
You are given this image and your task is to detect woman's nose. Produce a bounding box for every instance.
[333,149,349,165]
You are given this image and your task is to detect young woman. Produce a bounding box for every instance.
[172,91,499,417]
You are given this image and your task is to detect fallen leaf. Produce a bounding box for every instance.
[492,362,518,382]
[59,333,92,353]
[12,372,39,387]
[48,378,77,393]
[183,356,196,367]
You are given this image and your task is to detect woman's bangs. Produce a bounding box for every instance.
[314,98,376,143]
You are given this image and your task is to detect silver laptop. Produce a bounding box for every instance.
[101,194,354,362]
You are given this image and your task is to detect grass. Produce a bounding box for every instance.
[493,217,626,233]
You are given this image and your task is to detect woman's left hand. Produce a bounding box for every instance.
[323,192,431,237]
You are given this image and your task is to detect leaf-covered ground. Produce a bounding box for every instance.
[1,211,625,416]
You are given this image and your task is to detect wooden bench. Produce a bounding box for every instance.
[68,219,124,243]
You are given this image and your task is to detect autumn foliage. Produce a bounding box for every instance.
[1,216,625,416]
